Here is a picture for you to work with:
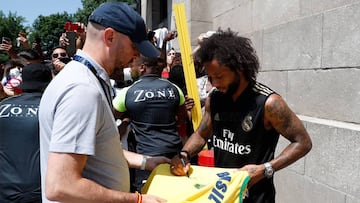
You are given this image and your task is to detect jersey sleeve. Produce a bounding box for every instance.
[174,84,185,106]
[112,86,130,112]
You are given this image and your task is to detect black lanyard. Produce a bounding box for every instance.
[73,55,112,107]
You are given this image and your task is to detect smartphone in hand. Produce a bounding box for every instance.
[2,37,11,44]
[65,32,76,57]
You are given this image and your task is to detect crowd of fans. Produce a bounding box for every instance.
[0,11,214,201]
[0,5,313,201]
[0,24,211,103]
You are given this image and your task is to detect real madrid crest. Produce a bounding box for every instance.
[242,115,253,132]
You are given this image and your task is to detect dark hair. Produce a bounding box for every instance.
[195,28,259,81]
[136,56,165,75]
[147,30,155,41]
[35,37,41,43]
[17,49,41,61]
[2,59,25,80]
[168,64,187,94]
[51,46,67,54]
[47,46,68,60]
[3,59,25,70]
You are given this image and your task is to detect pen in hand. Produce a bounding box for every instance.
[179,152,189,177]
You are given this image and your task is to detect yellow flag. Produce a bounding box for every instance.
[173,3,202,130]
[142,164,250,203]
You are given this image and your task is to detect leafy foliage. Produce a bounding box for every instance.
[74,0,136,24]
[0,0,137,62]
[0,11,27,63]
[74,0,105,23]
[32,12,75,56]
[0,11,27,40]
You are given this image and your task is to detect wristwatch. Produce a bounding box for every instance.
[264,162,274,178]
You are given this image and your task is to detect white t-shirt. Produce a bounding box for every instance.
[197,75,215,114]
[39,50,129,202]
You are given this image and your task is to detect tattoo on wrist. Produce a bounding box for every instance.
[249,167,257,174]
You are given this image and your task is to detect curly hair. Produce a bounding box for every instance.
[195,28,259,81]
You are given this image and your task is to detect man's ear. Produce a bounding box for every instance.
[139,64,146,73]
[103,28,115,45]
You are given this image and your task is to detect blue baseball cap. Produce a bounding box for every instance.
[89,2,160,57]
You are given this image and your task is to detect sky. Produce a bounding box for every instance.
[1,0,83,26]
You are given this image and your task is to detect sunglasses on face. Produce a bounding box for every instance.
[52,52,67,58]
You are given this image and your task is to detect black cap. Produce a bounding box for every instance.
[88,2,160,57]
[18,64,52,90]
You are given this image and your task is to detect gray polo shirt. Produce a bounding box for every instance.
[39,50,129,202]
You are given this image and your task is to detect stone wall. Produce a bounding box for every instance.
[211,1,360,202]
[147,0,360,202]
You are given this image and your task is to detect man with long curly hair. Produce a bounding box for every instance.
[170,28,312,202]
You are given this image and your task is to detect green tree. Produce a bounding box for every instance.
[0,11,28,63]
[74,0,105,24]
[74,0,135,24]
[31,12,75,56]
[1,0,137,61]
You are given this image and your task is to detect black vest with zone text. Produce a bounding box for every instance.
[124,75,183,156]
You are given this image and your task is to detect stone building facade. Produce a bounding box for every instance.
[141,0,360,202]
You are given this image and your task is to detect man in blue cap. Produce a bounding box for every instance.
[39,2,167,203]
